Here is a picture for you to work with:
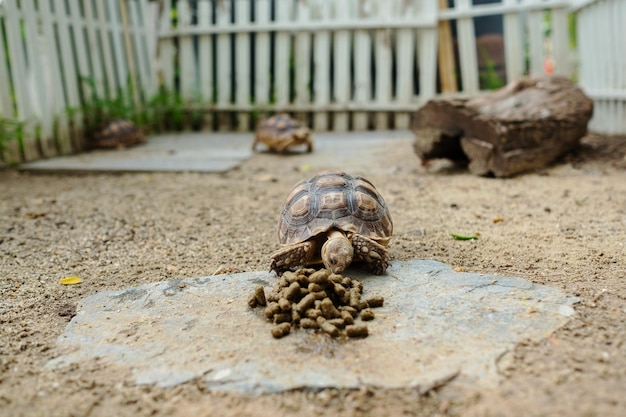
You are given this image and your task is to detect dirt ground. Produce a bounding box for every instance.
[1,133,625,417]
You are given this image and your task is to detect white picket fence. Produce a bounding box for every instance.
[573,0,626,135]
[158,0,576,132]
[0,0,157,164]
[0,0,624,164]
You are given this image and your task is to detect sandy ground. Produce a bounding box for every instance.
[1,133,625,417]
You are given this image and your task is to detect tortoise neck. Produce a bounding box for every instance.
[327,229,348,241]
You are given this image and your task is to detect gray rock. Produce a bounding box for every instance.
[47,260,578,394]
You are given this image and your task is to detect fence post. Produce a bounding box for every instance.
[216,0,233,130]
[235,0,251,131]
[178,0,196,129]
[373,0,391,130]
[417,1,438,103]
[333,0,351,131]
[294,0,312,126]
[456,0,479,94]
[198,0,214,131]
[313,0,331,131]
[394,0,416,130]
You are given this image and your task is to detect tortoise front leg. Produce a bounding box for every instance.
[304,135,313,153]
[275,136,297,153]
[251,135,260,152]
[350,234,390,275]
[270,241,317,275]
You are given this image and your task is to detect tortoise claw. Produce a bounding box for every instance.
[270,241,316,275]
[351,234,390,275]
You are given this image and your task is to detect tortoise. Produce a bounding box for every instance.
[270,170,393,275]
[88,119,145,149]
[252,113,313,153]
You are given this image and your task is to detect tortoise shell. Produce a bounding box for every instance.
[89,119,145,149]
[253,113,312,153]
[278,170,393,246]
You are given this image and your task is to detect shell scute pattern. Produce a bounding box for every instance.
[89,119,145,149]
[252,113,313,153]
[278,171,393,246]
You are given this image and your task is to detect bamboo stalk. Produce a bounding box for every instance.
[437,0,458,93]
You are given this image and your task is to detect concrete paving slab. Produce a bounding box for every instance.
[47,260,578,394]
[19,130,413,174]
[19,132,254,174]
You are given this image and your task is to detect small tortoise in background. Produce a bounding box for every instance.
[252,113,313,153]
[88,119,145,149]
[270,170,393,275]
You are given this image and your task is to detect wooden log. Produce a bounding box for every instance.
[412,76,594,177]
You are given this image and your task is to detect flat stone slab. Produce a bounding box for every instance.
[47,260,577,394]
[19,133,254,173]
[19,130,412,174]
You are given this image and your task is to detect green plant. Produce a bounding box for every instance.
[0,117,25,164]
[71,77,190,136]
[478,46,505,90]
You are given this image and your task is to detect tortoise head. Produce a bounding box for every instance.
[321,230,354,274]
[293,127,310,140]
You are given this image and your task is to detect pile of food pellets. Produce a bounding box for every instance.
[248,267,384,339]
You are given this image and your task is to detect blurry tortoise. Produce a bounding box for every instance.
[252,113,313,153]
[270,170,393,275]
[87,119,145,149]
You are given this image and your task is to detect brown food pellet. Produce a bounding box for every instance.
[327,318,345,328]
[248,285,267,307]
[341,310,355,325]
[255,285,266,304]
[264,302,281,319]
[340,306,358,317]
[298,268,316,276]
[305,308,321,319]
[295,293,316,314]
[283,271,298,283]
[300,318,318,329]
[278,298,292,312]
[333,283,347,297]
[320,298,341,319]
[291,307,301,324]
[329,273,343,284]
[346,324,369,338]
[308,269,330,284]
[283,282,300,301]
[247,293,258,308]
[251,268,384,340]
[316,316,339,337]
[272,322,291,338]
[364,296,384,308]
[349,288,362,309]
[312,290,328,300]
[360,308,375,321]
[273,312,291,324]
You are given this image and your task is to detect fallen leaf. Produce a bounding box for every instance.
[59,276,82,285]
[449,232,479,240]
[299,163,313,173]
